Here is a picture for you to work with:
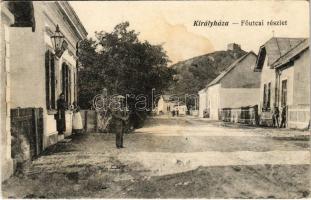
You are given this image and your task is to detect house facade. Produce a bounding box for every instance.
[272,39,310,129]
[1,4,15,181]
[205,52,260,120]
[254,37,307,127]
[1,1,87,180]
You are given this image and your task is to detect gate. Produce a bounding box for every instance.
[221,105,259,125]
[11,108,44,160]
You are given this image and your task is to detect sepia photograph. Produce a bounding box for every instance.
[0,0,310,199]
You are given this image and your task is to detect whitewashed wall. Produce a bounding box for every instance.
[258,58,276,113]
[207,84,221,120]
[1,6,14,181]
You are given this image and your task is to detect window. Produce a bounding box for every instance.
[256,47,266,71]
[45,50,56,110]
[8,2,36,31]
[74,68,77,103]
[262,82,271,111]
[267,82,271,108]
[263,84,266,109]
[62,63,71,107]
[281,80,287,106]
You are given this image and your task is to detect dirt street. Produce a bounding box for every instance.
[2,116,310,198]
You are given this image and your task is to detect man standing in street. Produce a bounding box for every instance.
[280,105,287,128]
[111,99,129,148]
[272,104,280,128]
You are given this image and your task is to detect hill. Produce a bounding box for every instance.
[167,46,247,96]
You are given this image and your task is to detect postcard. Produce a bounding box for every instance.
[1,0,310,199]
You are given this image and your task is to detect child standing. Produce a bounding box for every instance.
[72,101,84,134]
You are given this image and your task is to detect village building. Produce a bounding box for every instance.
[254,37,306,127]
[174,104,188,116]
[273,39,310,129]
[198,88,208,118]
[157,95,175,115]
[1,1,87,180]
[204,52,260,120]
[268,39,309,129]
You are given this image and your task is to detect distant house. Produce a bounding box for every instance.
[254,37,308,128]
[205,52,260,120]
[255,37,309,129]
[175,105,188,116]
[157,95,176,115]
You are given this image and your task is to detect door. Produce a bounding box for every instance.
[281,80,287,106]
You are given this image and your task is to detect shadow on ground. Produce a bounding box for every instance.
[2,117,310,199]
[2,163,310,199]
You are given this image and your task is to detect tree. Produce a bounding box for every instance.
[78,22,175,127]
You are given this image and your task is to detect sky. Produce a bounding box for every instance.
[70,1,309,64]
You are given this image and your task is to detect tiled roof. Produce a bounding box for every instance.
[273,39,309,68]
[265,37,305,65]
[255,37,305,70]
[207,51,256,87]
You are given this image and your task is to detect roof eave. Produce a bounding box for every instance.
[56,2,88,40]
[273,42,309,69]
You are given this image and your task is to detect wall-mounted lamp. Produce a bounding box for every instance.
[51,25,68,58]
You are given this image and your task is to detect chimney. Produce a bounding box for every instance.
[227,43,241,51]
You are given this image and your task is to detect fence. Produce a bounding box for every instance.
[11,108,44,161]
[190,110,199,116]
[80,110,111,133]
[80,109,146,133]
[259,111,273,127]
[80,110,97,132]
[221,105,259,125]
[287,105,310,129]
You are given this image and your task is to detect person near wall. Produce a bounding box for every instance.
[56,93,67,135]
[72,101,84,134]
[272,105,280,128]
[280,105,287,128]
[111,99,129,149]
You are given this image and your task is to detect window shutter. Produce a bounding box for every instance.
[268,83,271,108]
[62,64,66,102]
[263,84,266,109]
[45,51,51,110]
[51,53,56,109]
[68,68,71,105]
[66,66,69,106]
